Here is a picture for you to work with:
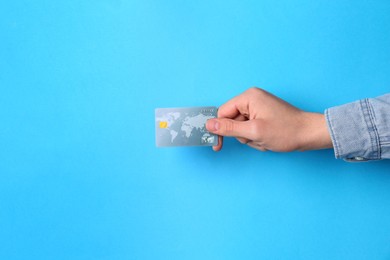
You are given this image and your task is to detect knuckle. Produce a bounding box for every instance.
[223,120,235,134]
[245,87,266,99]
[247,86,263,94]
[245,87,257,94]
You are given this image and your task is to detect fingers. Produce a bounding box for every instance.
[209,87,266,152]
[206,118,256,140]
[247,142,267,152]
[232,114,249,144]
[233,114,248,122]
[212,135,223,152]
[210,112,249,152]
[236,137,250,144]
[217,89,252,119]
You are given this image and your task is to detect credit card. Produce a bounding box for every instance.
[155,106,218,147]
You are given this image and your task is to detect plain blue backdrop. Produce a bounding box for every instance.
[1,0,390,259]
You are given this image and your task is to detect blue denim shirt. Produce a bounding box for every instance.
[325,94,390,162]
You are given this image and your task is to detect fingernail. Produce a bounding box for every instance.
[207,119,220,131]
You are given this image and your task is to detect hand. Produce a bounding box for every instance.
[206,87,333,152]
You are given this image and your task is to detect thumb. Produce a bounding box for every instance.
[206,118,255,139]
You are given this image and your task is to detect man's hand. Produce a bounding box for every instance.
[206,87,333,152]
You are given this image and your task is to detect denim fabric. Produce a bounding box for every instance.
[325,94,390,162]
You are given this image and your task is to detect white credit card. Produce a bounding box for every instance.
[155,106,218,147]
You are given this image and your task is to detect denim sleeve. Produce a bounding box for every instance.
[325,94,390,162]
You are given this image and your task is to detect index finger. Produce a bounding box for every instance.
[217,90,250,119]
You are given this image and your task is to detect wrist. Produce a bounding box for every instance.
[298,112,333,151]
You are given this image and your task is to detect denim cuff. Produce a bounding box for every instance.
[325,99,381,162]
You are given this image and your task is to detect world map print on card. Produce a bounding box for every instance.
[155,107,218,147]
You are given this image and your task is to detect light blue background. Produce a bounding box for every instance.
[1,0,390,259]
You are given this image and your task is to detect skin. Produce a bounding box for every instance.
[206,87,333,152]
